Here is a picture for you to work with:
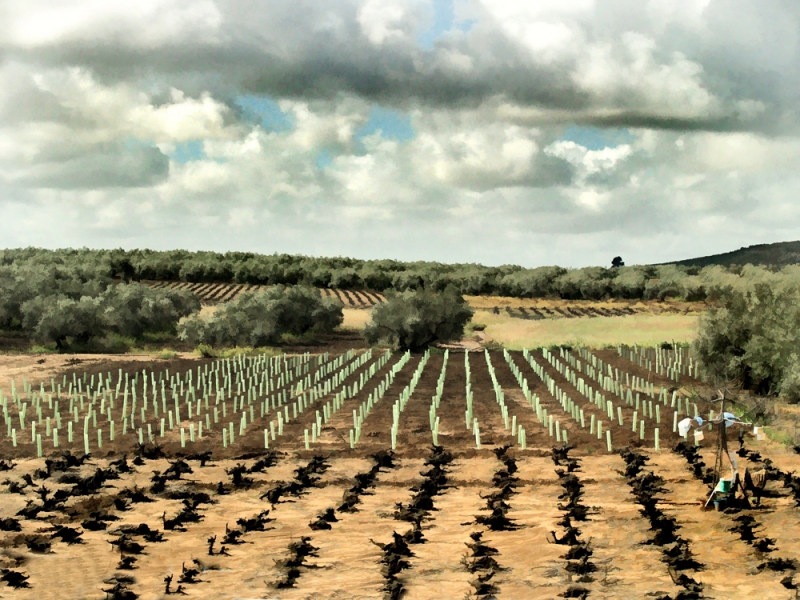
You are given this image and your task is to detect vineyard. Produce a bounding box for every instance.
[0,348,797,599]
[143,281,698,322]
[145,281,384,309]
[475,303,697,320]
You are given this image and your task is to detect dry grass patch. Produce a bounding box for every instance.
[341,308,372,330]
[476,311,700,348]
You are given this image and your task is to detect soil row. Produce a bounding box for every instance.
[144,281,385,307]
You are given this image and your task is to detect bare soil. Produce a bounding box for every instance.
[0,349,796,599]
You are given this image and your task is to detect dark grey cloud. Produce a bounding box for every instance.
[10,142,169,189]
[3,0,797,132]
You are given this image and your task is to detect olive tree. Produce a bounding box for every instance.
[363,288,474,351]
[21,286,199,350]
[103,283,200,338]
[694,283,800,400]
[177,285,343,347]
[22,296,107,350]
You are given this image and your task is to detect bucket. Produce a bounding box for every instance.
[714,499,726,511]
[718,479,732,493]
[694,429,704,442]
[754,426,767,441]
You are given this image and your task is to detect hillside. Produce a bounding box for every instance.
[666,240,800,268]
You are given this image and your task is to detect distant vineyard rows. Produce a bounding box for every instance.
[501,305,638,319]
[144,281,385,308]
[144,281,698,321]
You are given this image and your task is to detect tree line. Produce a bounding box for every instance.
[7,246,800,404]
[0,254,199,351]
[4,247,798,301]
[0,251,470,353]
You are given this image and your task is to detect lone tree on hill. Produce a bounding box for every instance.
[611,256,625,268]
[363,287,474,351]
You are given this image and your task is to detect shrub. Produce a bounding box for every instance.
[778,355,800,403]
[195,344,282,358]
[363,288,474,351]
[7,270,199,351]
[196,344,216,358]
[694,283,800,400]
[23,296,107,350]
[496,266,567,298]
[103,283,200,338]
[609,267,649,299]
[553,267,612,300]
[177,286,343,348]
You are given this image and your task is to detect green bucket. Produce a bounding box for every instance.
[717,479,732,493]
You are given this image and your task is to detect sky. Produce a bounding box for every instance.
[2,0,800,268]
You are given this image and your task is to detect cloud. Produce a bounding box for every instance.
[1,1,800,267]
[357,0,424,45]
[545,139,632,186]
[0,0,223,49]
[411,120,573,190]
[0,64,235,189]
[4,141,169,189]
[2,0,796,132]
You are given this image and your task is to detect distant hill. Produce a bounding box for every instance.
[666,241,800,268]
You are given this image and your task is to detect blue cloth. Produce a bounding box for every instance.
[723,412,737,427]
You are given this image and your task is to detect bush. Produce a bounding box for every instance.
[0,251,203,351]
[778,355,800,402]
[694,283,800,400]
[22,296,106,350]
[19,283,200,352]
[363,288,474,351]
[195,345,283,359]
[196,344,216,358]
[103,283,200,338]
[177,286,343,347]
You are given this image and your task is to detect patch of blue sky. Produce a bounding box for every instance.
[170,140,206,164]
[315,149,334,170]
[235,95,293,133]
[352,105,415,156]
[356,106,415,143]
[561,126,635,151]
[417,0,474,50]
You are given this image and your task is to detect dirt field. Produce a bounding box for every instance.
[0,348,795,599]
